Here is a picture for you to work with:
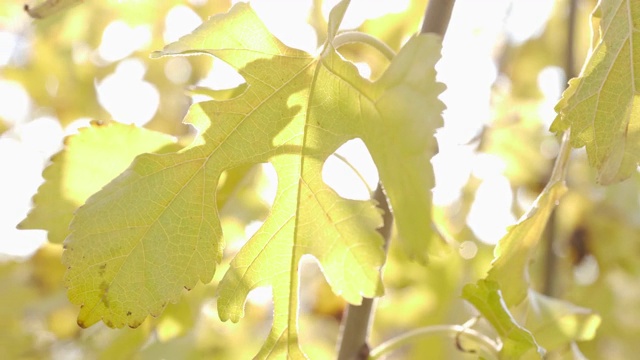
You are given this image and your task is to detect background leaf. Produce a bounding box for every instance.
[18,122,180,243]
[487,181,567,306]
[522,291,601,351]
[462,279,544,359]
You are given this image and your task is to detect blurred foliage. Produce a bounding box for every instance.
[2,0,640,359]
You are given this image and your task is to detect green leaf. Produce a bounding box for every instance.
[462,280,545,360]
[18,122,180,244]
[487,181,567,306]
[363,26,446,263]
[551,0,640,184]
[523,291,601,351]
[63,1,443,357]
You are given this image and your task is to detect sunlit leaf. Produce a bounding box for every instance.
[487,181,567,306]
[462,280,545,359]
[551,0,640,184]
[18,122,181,244]
[62,0,444,357]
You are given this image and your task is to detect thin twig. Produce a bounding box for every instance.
[333,31,396,60]
[368,324,500,360]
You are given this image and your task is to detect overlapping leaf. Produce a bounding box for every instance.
[551,0,640,184]
[463,138,601,357]
[470,190,560,356]
[487,181,567,306]
[19,122,180,243]
[63,0,444,357]
[462,280,544,359]
[463,154,567,358]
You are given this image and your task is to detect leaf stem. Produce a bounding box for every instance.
[333,31,396,60]
[367,324,501,360]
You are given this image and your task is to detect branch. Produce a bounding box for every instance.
[420,0,456,37]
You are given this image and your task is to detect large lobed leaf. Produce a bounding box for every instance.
[551,0,640,184]
[63,0,444,356]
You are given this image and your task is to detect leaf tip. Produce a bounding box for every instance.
[76,319,88,329]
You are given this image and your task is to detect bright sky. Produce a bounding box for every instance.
[0,0,559,257]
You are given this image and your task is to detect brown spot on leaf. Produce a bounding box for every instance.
[99,281,110,307]
[98,263,107,276]
[127,311,132,316]
[129,320,143,328]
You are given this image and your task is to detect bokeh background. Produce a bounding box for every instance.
[3,0,640,359]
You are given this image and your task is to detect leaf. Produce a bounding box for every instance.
[461,177,568,358]
[462,280,545,359]
[365,25,446,262]
[487,181,567,306]
[550,0,640,184]
[63,1,444,358]
[523,291,601,351]
[18,122,181,244]
[24,0,82,19]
